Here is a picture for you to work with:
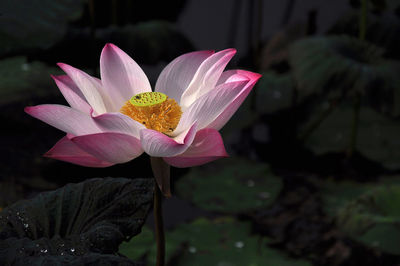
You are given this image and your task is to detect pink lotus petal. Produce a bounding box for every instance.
[57,63,107,114]
[52,75,91,114]
[71,132,143,163]
[173,80,248,135]
[140,123,197,157]
[45,135,114,167]
[155,50,213,103]
[100,43,151,109]
[216,70,251,85]
[163,128,228,168]
[25,104,101,136]
[180,48,236,109]
[92,112,145,139]
[91,76,117,112]
[208,70,262,130]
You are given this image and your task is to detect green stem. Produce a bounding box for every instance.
[359,0,367,41]
[153,183,165,266]
[150,157,169,266]
[349,0,367,156]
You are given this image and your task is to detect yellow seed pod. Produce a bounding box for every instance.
[129,92,167,107]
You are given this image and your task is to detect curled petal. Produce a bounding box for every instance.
[155,50,213,103]
[163,128,228,168]
[100,43,151,109]
[71,132,143,164]
[207,70,261,130]
[57,63,108,114]
[45,135,114,167]
[52,75,91,114]
[25,104,101,136]
[173,80,248,135]
[140,123,197,157]
[180,48,236,109]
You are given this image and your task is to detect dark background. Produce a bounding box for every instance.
[1,0,400,265]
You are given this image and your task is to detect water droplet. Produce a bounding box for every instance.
[70,248,75,252]
[23,223,29,228]
[188,246,197,253]
[258,192,270,199]
[21,63,30,71]
[235,241,244,248]
[41,249,48,253]
[60,252,64,256]
[273,90,281,99]
[247,180,255,187]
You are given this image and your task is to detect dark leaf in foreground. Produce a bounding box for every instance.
[0,177,154,265]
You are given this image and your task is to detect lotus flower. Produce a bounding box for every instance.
[25,44,261,169]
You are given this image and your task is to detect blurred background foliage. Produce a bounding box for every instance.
[1,0,400,265]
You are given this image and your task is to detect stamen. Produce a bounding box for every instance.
[120,92,182,135]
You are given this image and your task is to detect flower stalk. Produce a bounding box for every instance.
[151,157,169,266]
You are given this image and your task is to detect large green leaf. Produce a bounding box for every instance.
[0,177,154,265]
[175,158,283,213]
[120,218,311,266]
[0,57,63,105]
[317,177,400,255]
[289,36,400,114]
[0,0,84,55]
[302,105,400,170]
[336,183,400,255]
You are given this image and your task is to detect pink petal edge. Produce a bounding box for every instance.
[207,70,262,130]
[140,123,197,157]
[163,128,228,168]
[51,75,91,114]
[24,104,101,136]
[44,135,114,167]
[155,50,214,103]
[71,132,143,164]
[57,63,107,114]
[100,43,151,109]
[180,48,237,109]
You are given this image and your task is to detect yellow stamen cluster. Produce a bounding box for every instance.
[120,92,182,135]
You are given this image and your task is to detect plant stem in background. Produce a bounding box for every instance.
[150,157,169,266]
[281,0,296,26]
[348,0,367,156]
[88,0,97,75]
[299,100,338,141]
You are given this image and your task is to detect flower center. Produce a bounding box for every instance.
[120,92,182,135]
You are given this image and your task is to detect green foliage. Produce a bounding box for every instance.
[0,0,84,55]
[0,178,154,265]
[255,72,294,114]
[176,158,283,213]
[0,57,63,105]
[289,36,400,115]
[318,177,400,255]
[120,218,311,266]
[302,105,400,170]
